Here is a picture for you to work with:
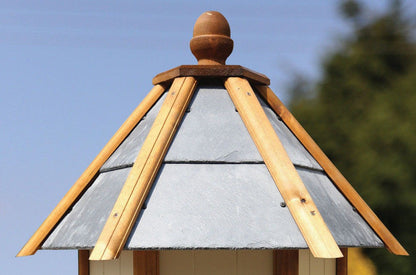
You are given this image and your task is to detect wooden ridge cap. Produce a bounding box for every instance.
[152,65,270,86]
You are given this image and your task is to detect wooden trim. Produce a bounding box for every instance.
[17,84,166,257]
[336,248,348,275]
[78,250,90,275]
[225,77,341,259]
[256,85,408,256]
[274,250,299,275]
[153,65,270,85]
[90,77,197,260]
[134,251,159,275]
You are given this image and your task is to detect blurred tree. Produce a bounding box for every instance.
[289,1,416,274]
[349,248,377,275]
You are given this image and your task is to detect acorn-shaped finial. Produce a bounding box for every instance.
[190,11,234,65]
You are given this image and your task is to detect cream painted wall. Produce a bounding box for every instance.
[90,251,133,275]
[299,249,336,275]
[89,249,336,275]
[160,250,273,275]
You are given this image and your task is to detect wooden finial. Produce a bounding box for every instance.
[190,11,234,65]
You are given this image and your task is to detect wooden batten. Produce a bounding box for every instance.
[256,85,408,256]
[134,251,159,275]
[274,250,299,275]
[17,84,166,257]
[78,250,90,275]
[336,248,348,275]
[90,77,197,260]
[225,77,342,259]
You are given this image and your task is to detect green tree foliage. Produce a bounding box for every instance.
[289,1,416,274]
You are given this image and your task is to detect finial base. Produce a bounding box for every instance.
[190,34,233,65]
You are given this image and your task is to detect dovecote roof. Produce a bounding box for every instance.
[18,11,407,261]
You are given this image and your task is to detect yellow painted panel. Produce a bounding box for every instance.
[237,250,273,275]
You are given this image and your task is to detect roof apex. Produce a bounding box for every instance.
[190,11,233,65]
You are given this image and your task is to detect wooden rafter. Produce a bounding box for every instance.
[225,77,342,259]
[256,85,408,256]
[17,84,166,257]
[90,77,197,260]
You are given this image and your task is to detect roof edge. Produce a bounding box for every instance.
[255,84,409,256]
[16,84,166,257]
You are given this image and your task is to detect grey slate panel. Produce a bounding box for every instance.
[43,168,130,249]
[165,85,262,162]
[43,83,380,250]
[100,84,322,170]
[100,92,168,171]
[43,164,382,249]
[126,164,306,249]
[256,93,322,170]
[299,168,383,247]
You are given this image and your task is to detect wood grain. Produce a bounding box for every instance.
[78,250,90,275]
[153,65,270,85]
[134,251,159,275]
[225,77,342,259]
[190,11,233,65]
[90,77,197,260]
[336,248,348,275]
[274,250,299,275]
[17,84,166,257]
[256,85,408,256]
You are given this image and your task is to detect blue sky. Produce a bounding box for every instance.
[2,0,412,274]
